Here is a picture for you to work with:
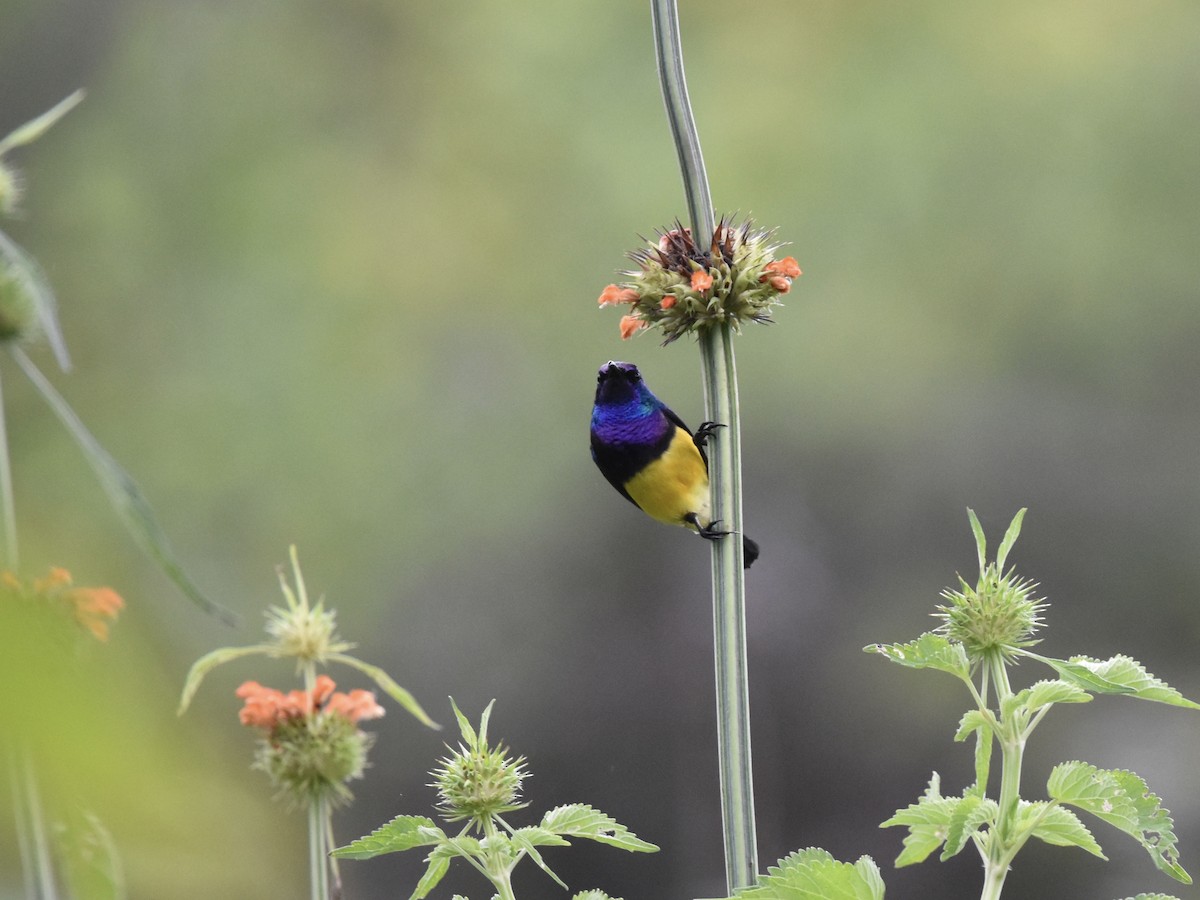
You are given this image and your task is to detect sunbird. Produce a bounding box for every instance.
[590,360,759,568]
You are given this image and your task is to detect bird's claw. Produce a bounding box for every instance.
[693,421,725,448]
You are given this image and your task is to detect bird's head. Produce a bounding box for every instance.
[594,360,649,406]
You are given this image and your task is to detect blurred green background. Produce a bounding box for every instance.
[2,0,1198,897]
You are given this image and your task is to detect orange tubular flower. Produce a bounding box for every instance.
[236,676,385,730]
[763,256,802,279]
[618,314,645,340]
[660,296,676,309]
[690,269,713,293]
[69,586,125,640]
[598,284,640,307]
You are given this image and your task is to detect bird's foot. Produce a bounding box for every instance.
[686,513,729,541]
[693,421,725,448]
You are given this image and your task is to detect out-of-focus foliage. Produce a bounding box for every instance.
[0,0,1197,897]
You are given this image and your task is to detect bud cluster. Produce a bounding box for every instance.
[430,700,528,830]
[598,218,801,344]
[935,566,1046,664]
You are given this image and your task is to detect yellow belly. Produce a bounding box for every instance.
[623,426,711,529]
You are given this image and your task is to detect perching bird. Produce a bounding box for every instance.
[590,360,759,568]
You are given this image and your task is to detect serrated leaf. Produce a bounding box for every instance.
[881,780,956,866]
[1024,679,1093,711]
[12,348,237,624]
[540,804,658,852]
[1033,655,1200,709]
[1047,762,1190,883]
[331,815,446,859]
[0,231,70,371]
[1018,801,1105,858]
[864,633,970,682]
[328,653,439,728]
[1115,894,1183,900]
[942,794,996,860]
[717,847,885,900]
[954,710,990,742]
[572,893,622,900]
[176,643,273,714]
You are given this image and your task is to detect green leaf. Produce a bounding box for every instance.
[952,711,994,798]
[1023,679,1093,711]
[572,893,622,900]
[328,653,439,728]
[331,815,446,859]
[716,847,885,900]
[1114,894,1183,900]
[449,696,479,748]
[176,643,273,714]
[411,850,451,900]
[864,633,971,682]
[0,91,85,156]
[510,827,569,889]
[967,508,987,574]
[1031,655,1200,709]
[1047,762,1191,883]
[540,804,658,852]
[881,775,957,866]
[941,794,996,860]
[0,231,72,372]
[994,508,1027,573]
[12,348,237,624]
[1017,802,1105,858]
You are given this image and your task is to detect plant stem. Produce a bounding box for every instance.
[650,0,758,890]
[302,663,331,900]
[979,652,1023,900]
[9,743,59,900]
[0,362,19,569]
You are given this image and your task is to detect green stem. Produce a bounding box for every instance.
[9,744,59,900]
[651,0,757,890]
[0,361,18,569]
[302,663,330,900]
[980,653,1023,900]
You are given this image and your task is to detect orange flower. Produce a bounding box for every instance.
[766,275,791,293]
[660,296,676,309]
[597,284,639,307]
[618,314,645,340]
[763,256,802,278]
[690,269,713,293]
[326,688,386,723]
[68,587,125,640]
[237,676,384,729]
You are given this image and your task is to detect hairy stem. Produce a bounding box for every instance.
[980,652,1023,900]
[651,0,758,890]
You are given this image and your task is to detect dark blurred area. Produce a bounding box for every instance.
[1,0,1198,897]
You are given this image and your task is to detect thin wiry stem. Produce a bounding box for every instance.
[0,362,18,569]
[651,0,758,891]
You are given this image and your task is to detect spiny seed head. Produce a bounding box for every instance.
[264,601,350,664]
[254,712,373,808]
[598,217,801,344]
[935,565,1046,664]
[431,741,528,829]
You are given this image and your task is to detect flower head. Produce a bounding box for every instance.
[236,675,385,807]
[430,699,528,830]
[2,566,124,641]
[600,217,801,344]
[934,509,1046,664]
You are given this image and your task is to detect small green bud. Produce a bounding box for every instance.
[0,261,40,344]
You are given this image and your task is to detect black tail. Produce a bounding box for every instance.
[743,536,760,569]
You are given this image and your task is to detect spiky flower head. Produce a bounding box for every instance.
[264,545,354,667]
[236,675,385,807]
[597,217,801,344]
[934,509,1046,664]
[430,699,528,830]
